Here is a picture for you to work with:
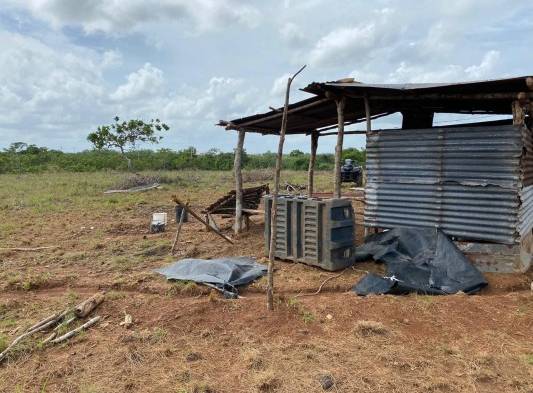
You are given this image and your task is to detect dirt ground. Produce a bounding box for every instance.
[0,171,532,393]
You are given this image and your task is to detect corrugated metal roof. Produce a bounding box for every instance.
[304,76,533,95]
[219,76,532,135]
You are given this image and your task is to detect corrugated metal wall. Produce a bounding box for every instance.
[364,124,533,244]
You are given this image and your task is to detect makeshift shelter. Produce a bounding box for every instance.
[219,76,533,273]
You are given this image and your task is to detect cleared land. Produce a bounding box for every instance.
[0,170,532,393]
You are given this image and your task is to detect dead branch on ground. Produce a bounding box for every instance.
[104,183,160,194]
[74,292,105,318]
[294,269,348,298]
[0,246,58,252]
[51,316,101,344]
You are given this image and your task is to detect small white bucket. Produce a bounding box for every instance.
[152,212,168,225]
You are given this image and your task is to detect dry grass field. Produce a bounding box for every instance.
[0,170,532,393]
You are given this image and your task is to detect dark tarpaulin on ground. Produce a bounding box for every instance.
[154,257,267,298]
[352,228,487,295]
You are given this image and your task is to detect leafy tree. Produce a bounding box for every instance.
[289,149,304,156]
[342,147,366,165]
[87,116,169,170]
[4,142,28,153]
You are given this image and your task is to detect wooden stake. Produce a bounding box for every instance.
[171,196,234,244]
[234,129,246,234]
[307,132,319,197]
[333,97,346,199]
[267,64,306,311]
[171,205,187,255]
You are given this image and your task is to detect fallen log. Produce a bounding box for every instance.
[0,310,67,362]
[0,246,58,252]
[51,316,101,344]
[74,292,105,318]
[104,183,160,194]
[25,309,68,332]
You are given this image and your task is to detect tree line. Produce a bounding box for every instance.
[0,143,366,173]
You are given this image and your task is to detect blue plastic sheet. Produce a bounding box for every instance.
[155,257,267,298]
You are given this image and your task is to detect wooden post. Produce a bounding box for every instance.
[333,97,346,199]
[364,94,371,133]
[364,95,371,238]
[307,132,319,197]
[267,64,306,311]
[234,129,246,234]
[171,205,187,255]
[513,99,526,126]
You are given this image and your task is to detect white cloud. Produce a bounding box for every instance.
[0,30,106,129]
[386,50,502,83]
[162,77,254,121]
[309,24,377,67]
[465,50,501,79]
[102,50,123,69]
[279,23,306,48]
[1,0,532,153]
[270,74,290,98]
[110,63,164,101]
[6,0,261,34]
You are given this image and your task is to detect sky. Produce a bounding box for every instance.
[0,0,532,154]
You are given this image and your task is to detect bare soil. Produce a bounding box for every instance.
[0,171,532,393]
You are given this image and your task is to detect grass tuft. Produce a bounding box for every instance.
[354,320,389,337]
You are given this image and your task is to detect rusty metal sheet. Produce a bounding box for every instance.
[364,124,533,245]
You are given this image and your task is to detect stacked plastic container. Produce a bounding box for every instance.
[264,195,355,271]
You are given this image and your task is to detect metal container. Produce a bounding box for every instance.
[264,195,355,271]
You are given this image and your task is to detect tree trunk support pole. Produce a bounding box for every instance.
[307,132,319,197]
[364,94,371,238]
[333,97,346,199]
[512,99,526,126]
[234,129,246,234]
[267,64,306,311]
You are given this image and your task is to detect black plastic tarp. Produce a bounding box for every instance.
[353,228,487,295]
[154,257,267,298]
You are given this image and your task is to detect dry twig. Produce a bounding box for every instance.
[51,316,101,344]
[294,269,348,298]
[0,246,57,252]
[0,310,67,362]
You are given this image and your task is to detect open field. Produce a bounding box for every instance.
[0,170,532,393]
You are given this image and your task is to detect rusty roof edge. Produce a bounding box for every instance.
[217,96,331,128]
[303,75,533,95]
